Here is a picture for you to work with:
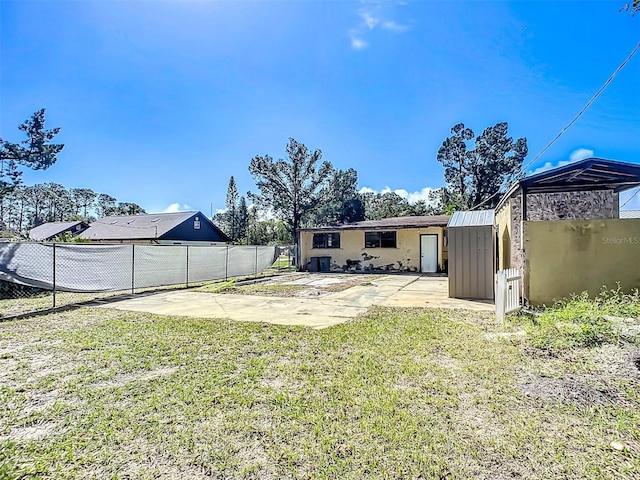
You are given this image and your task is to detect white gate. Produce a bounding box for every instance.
[495,268,522,322]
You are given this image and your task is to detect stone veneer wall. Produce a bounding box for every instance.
[526,191,617,221]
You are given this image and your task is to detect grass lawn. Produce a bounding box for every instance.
[1,303,639,479]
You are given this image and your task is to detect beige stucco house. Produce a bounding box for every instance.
[299,216,449,273]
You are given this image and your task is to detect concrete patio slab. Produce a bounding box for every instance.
[100,274,494,329]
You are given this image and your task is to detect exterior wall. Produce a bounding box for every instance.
[163,214,228,242]
[448,225,495,300]
[527,190,617,221]
[299,226,446,272]
[502,189,619,293]
[523,219,640,305]
[495,200,512,270]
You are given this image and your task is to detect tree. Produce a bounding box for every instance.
[248,138,335,243]
[71,188,97,218]
[436,122,527,210]
[224,176,240,241]
[237,196,249,242]
[0,109,64,199]
[622,1,639,14]
[115,202,146,216]
[96,194,117,217]
[304,168,364,226]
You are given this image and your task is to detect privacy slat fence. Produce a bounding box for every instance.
[495,267,522,322]
[0,243,292,317]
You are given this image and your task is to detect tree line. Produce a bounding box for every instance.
[0,110,144,236]
[0,185,145,235]
[218,123,527,244]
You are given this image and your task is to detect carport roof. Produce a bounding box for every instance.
[520,157,640,194]
[497,157,640,211]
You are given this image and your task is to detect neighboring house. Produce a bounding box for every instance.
[79,211,230,244]
[29,221,90,241]
[299,215,450,273]
[488,157,640,305]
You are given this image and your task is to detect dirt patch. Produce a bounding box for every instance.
[4,422,57,441]
[520,375,617,406]
[91,366,178,389]
[223,274,385,298]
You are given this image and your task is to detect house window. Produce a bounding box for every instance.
[365,231,397,248]
[194,216,201,230]
[312,232,340,249]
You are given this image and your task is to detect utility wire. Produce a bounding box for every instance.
[520,41,640,174]
[620,187,640,209]
[469,41,640,211]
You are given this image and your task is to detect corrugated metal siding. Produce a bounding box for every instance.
[448,225,495,300]
[447,210,495,228]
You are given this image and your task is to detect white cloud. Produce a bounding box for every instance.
[529,148,595,175]
[359,186,436,204]
[350,34,369,50]
[381,20,409,33]
[359,11,379,30]
[569,148,594,162]
[349,2,410,50]
[163,202,191,213]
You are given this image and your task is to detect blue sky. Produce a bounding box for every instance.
[2,0,639,214]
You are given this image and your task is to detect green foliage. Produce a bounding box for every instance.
[436,122,527,210]
[249,138,335,240]
[519,287,640,351]
[304,168,364,226]
[217,176,249,242]
[0,109,64,199]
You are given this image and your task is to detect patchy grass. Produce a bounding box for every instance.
[0,305,639,479]
[515,287,640,352]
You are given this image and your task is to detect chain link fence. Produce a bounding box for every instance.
[0,242,295,318]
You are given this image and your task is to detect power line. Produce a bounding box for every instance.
[520,41,640,174]
[620,187,640,209]
[468,41,640,211]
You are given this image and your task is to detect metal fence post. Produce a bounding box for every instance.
[131,244,135,294]
[255,245,258,277]
[225,244,229,281]
[52,243,56,308]
[186,245,189,288]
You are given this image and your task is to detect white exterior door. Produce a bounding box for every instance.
[420,234,438,273]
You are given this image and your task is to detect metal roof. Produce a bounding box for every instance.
[520,157,640,194]
[301,215,450,232]
[447,210,495,228]
[79,211,229,241]
[496,157,640,212]
[620,209,640,219]
[29,221,89,241]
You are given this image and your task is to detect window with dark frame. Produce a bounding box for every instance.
[312,232,340,249]
[364,231,397,248]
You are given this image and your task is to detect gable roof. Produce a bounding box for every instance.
[79,211,230,241]
[497,157,640,211]
[301,215,450,232]
[29,221,89,241]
